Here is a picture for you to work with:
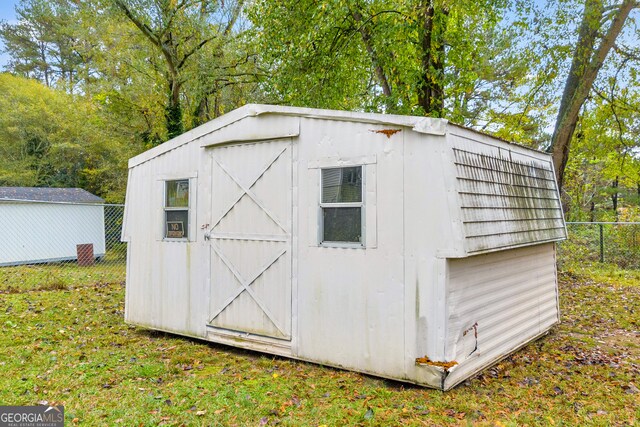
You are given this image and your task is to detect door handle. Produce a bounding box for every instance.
[204,231,211,241]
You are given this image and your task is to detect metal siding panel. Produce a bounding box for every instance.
[457,178,559,198]
[449,130,566,254]
[130,104,448,168]
[124,142,206,338]
[296,118,405,378]
[403,131,462,382]
[465,231,566,252]
[443,243,559,389]
[458,193,561,210]
[121,169,134,241]
[461,207,563,222]
[0,203,105,265]
[463,219,565,239]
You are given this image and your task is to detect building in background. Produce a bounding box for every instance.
[0,187,106,266]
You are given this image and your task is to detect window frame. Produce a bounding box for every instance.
[318,165,365,248]
[163,178,191,241]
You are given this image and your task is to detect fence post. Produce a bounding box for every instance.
[599,224,604,263]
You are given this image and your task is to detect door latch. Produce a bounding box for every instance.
[204,231,211,241]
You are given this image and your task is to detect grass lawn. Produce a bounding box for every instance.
[0,256,125,294]
[0,266,638,426]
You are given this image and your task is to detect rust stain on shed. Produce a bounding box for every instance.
[370,128,402,139]
[415,356,459,371]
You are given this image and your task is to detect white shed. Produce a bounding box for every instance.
[122,105,566,390]
[0,187,106,266]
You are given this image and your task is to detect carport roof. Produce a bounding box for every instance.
[0,187,104,203]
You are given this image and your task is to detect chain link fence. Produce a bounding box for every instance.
[0,200,126,292]
[3,198,639,292]
[557,222,640,270]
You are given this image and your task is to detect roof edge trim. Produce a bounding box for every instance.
[200,114,300,148]
[128,104,449,168]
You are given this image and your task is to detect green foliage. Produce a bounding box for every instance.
[0,0,88,92]
[559,221,640,270]
[562,89,640,219]
[0,0,639,217]
[107,0,257,140]
[247,0,524,121]
[0,73,134,202]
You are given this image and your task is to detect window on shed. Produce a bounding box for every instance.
[165,179,189,239]
[321,166,363,244]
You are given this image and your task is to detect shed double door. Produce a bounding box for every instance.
[207,139,292,340]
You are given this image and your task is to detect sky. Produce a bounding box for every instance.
[0,0,19,68]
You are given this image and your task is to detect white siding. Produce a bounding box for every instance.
[296,117,406,378]
[123,141,208,338]
[449,127,566,254]
[403,130,465,382]
[0,203,105,266]
[442,243,559,389]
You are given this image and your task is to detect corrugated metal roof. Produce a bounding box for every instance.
[0,187,104,203]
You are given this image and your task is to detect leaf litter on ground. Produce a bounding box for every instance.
[0,266,638,425]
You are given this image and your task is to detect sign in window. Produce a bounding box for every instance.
[165,179,189,239]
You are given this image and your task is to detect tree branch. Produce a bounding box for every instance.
[177,35,215,69]
[113,0,160,47]
[350,7,392,98]
[223,0,245,36]
[114,0,178,78]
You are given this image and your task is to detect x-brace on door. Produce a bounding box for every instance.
[207,139,292,340]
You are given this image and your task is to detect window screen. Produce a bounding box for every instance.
[321,166,363,244]
[165,179,189,239]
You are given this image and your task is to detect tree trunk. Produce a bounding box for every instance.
[213,93,223,118]
[166,77,183,140]
[417,1,447,117]
[194,96,210,127]
[548,0,636,190]
[611,176,619,217]
[351,8,393,109]
[40,42,50,87]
